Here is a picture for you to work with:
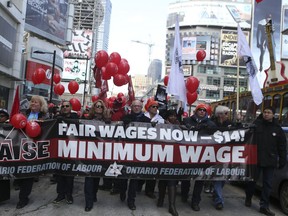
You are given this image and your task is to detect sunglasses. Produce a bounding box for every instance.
[61,105,70,108]
[151,105,158,109]
[0,114,6,117]
[198,108,206,112]
[95,105,104,109]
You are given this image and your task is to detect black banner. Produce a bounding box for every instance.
[0,119,256,181]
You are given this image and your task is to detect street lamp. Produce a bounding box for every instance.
[33,50,56,103]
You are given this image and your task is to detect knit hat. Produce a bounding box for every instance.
[195,104,207,111]
[145,100,158,111]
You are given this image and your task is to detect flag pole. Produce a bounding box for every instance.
[236,55,240,115]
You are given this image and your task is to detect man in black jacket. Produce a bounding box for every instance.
[245,106,287,216]
[181,104,216,211]
[120,99,144,210]
[53,101,78,205]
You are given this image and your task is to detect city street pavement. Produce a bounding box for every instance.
[0,176,286,216]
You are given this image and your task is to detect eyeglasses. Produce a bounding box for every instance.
[198,108,206,112]
[151,105,158,109]
[0,114,6,118]
[61,105,70,108]
[95,105,104,109]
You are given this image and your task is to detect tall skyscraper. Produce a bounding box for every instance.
[148,59,162,85]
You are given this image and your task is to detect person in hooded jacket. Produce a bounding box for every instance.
[181,104,216,211]
[245,106,286,216]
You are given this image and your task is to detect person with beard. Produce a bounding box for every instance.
[119,99,143,210]
[53,101,78,205]
[181,104,216,211]
[245,106,286,216]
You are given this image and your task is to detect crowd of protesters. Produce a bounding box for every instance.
[0,95,286,216]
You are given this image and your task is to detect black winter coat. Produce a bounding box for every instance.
[183,114,216,130]
[253,116,287,168]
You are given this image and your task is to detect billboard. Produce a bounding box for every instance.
[219,29,249,67]
[25,0,69,45]
[167,1,252,29]
[282,7,288,59]
[252,0,282,86]
[182,36,211,60]
[63,59,90,81]
[25,60,61,87]
[63,29,93,59]
[0,16,16,68]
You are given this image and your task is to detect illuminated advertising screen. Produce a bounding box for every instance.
[25,0,69,45]
[219,29,249,67]
[167,1,252,29]
[182,36,211,61]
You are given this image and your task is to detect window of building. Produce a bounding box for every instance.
[206,90,220,98]
[207,77,220,86]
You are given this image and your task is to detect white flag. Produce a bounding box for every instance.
[237,24,263,105]
[166,15,187,105]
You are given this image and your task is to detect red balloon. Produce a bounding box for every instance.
[53,73,61,84]
[109,96,117,102]
[106,62,118,77]
[54,84,65,95]
[109,52,121,65]
[101,67,111,80]
[164,75,169,86]
[123,74,129,85]
[117,59,130,74]
[91,95,99,103]
[32,72,40,85]
[25,121,41,138]
[113,74,127,86]
[69,98,81,111]
[11,113,27,129]
[121,58,128,63]
[95,50,109,68]
[35,68,46,84]
[186,91,198,105]
[117,92,124,98]
[196,50,206,61]
[68,80,79,94]
[186,76,200,93]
